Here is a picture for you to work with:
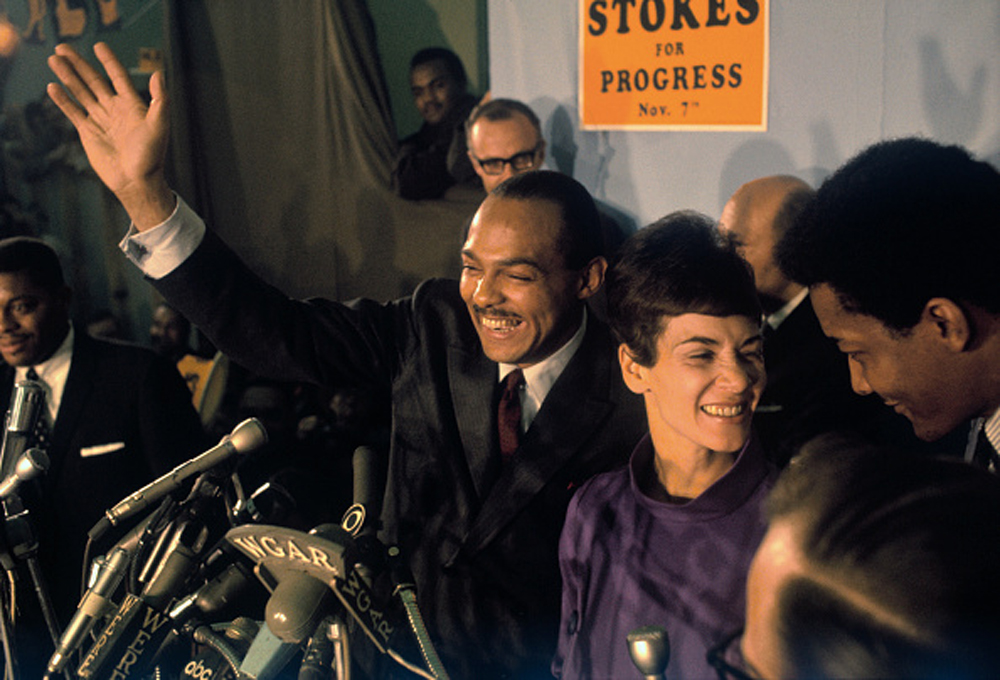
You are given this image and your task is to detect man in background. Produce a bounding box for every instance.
[464,98,546,193]
[149,300,193,363]
[719,175,881,466]
[0,236,206,674]
[776,137,1000,469]
[392,47,477,200]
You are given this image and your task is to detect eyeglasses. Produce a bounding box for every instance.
[707,627,757,680]
[472,145,541,175]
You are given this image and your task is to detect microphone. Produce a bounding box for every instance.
[265,565,335,644]
[627,625,670,680]
[0,380,45,477]
[341,446,381,536]
[298,617,336,680]
[0,448,49,500]
[341,446,386,578]
[169,562,257,627]
[92,418,268,539]
[47,546,132,676]
[230,524,351,677]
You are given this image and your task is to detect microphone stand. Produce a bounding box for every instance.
[1,492,70,679]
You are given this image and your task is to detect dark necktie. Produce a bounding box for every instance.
[972,426,999,474]
[25,367,51,451]
[497,369,524,463]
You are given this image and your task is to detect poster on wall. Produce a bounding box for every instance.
[580,0,769,130]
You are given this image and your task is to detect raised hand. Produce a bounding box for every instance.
[47,42,176,230]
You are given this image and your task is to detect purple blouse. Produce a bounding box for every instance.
[553,434,775,679]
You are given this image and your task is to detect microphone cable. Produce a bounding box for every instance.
[389,548,449,680]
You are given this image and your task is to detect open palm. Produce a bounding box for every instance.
[47,42,172,223]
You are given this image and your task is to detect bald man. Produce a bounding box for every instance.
[720,176,880,466]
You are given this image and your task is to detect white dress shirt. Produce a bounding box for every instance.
[498,310,588,433]
[16,325,74,424]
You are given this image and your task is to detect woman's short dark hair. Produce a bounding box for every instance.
[776,137,1000,331]
[767,435,1000,678]
[0,236,65,290]
[606,211,761,366]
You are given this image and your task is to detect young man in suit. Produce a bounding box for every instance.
[47,43,647,677]
[0,236,206,674]
[775,137,1000,470]
[718,175,882,466]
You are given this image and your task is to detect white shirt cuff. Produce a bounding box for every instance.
[118,196,206,279]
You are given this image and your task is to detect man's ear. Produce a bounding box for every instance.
[577,257,608,300]
[618,344,647,395]
[922,297,972,351]
[468,149,487,182]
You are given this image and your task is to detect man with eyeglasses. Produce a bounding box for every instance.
[465,98,547,193]
[464,98,634,322]
[707,435,1000,679]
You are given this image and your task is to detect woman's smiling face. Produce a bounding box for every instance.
[621,313,765,456]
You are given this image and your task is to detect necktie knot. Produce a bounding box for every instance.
[24,367,51,451]
[497,369,524,462]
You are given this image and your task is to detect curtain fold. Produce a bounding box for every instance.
[162,0,478,302]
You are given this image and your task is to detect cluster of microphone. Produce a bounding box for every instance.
[0,380,49,500]
[3,382,670,680]
[27,408,422,680]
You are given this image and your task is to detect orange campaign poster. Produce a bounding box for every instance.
[580,0,769,130]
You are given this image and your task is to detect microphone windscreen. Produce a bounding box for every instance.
[265,573,334,644]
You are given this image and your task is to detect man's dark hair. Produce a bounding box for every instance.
[766,434,1000,679]
[606,211,761,367]
[776,137,1000,331]
[410,47,468,92]
[491,170,603,270]
[771,181,814,240]
[0,236,65,290]
[465,98,542,138]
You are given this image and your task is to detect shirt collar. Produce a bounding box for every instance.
[983,407,1000,454]
[766,287,808,331]
[16,325,74,421]
[498,308,588,424]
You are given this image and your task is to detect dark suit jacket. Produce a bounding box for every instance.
[0,332,207,628]
[155,230,648,678]
[756,296,882,467]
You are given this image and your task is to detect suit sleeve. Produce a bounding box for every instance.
[152,229,410,395]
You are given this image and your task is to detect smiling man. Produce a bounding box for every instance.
[0,237,205,675]
[776,137,1000,469]
[46,42,646,678]
[392,47,478,200]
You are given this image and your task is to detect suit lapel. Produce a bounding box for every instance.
[457,322,616,557]
[447,340,499,499]
[49,333,99,475]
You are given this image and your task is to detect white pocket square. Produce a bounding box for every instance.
[80,442,126,457]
